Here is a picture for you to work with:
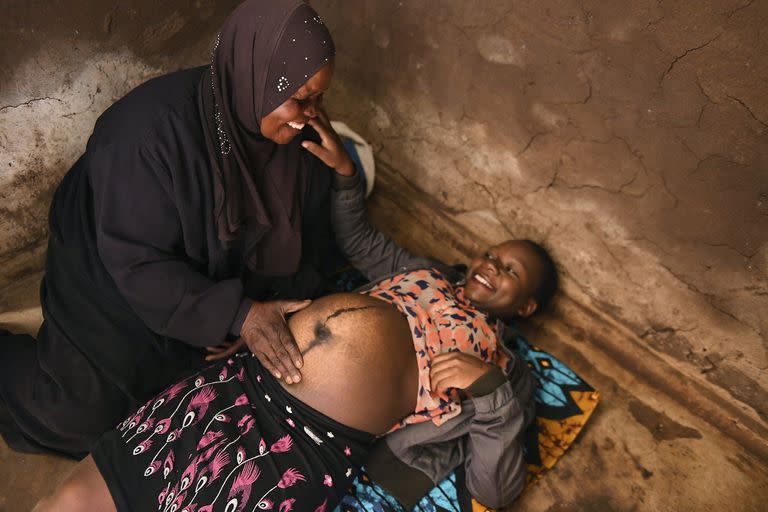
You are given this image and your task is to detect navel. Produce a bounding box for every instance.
[300,305,387,356]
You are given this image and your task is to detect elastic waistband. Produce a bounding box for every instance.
[242,355,376,444]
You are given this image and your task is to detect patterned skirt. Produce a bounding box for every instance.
[92,354,374,512]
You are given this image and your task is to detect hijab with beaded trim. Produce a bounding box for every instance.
[199,0,335,275]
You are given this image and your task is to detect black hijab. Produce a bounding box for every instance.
[199,0,335,275]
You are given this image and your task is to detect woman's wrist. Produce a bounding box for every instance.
[465,366,507,397]
[230,297,255,337]
[334,157,356,177]
[332,169,360,191]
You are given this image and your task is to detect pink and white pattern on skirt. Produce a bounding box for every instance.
[92,354,373,512]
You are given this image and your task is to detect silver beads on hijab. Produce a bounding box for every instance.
[210,33,231,156]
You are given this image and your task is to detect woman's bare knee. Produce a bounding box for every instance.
[33,456,115,512]
[33,479,83,512]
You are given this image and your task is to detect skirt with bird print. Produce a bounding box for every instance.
[92,353,374,512]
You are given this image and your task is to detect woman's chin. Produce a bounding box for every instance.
[464,282,491,303]
[265,128,300,144]
[280,125,304,143]
[276,134,297,144]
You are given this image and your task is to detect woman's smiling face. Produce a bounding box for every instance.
[464,240,545,318]
[259,60,334,144]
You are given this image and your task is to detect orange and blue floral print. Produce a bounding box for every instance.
[366,269,510,429]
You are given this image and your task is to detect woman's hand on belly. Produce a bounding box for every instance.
[240,299,313,384]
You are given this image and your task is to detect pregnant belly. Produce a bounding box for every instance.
[281,292,418,435]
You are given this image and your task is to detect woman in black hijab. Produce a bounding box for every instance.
[0,0,353,459]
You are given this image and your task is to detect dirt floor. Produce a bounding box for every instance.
[1,186,768,511]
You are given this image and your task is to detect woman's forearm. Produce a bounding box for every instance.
[331,172,425,280]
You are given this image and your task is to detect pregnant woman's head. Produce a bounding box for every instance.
[464,240,557,319]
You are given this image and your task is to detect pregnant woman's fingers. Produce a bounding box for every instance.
[429,366,456,392]
[430,352,463,374]
[300,140,332,168]
[430,352,492,390]
[315,106,332,125]
[303,114,354,176]
[309,109,340,151]
[307,110,331,142]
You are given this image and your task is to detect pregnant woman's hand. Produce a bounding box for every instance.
[301,108,355,176]
[240,299,312,384]
[429,352,494,393]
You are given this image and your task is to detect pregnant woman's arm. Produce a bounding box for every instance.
[332,172,435,281]
[365,361,535,509]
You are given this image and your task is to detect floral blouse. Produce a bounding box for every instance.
[366,269,510,430]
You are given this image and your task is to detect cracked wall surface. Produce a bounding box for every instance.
[0,0,241,286]
[314,0,768,429]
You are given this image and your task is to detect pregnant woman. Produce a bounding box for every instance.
[33,103,556,512]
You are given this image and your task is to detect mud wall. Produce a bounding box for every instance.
[1,1,767,446]
[314,0,768,431]
[0,0,240,285]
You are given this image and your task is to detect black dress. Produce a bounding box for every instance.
[0,67,336,458]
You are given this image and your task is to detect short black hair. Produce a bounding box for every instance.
[521,239,558,311]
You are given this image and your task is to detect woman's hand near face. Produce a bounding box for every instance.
[301,108,355,176]
[429,352,494,395]
[240,299,312,384]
